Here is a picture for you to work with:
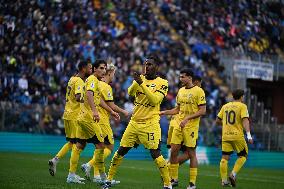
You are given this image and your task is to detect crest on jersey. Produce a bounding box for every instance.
[107,91,112,98]
[188,94,193,98]
[90,83,95,88]
[77,86,80,90]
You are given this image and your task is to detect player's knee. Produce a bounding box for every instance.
[117,146,131,156]
[76,142,86,150]
[67,142,73,148]
[96,142,105,149]
[107,145,114,152]
[183,151,190,159]
[170,148,179,157]
[237,149,248,157]
[187,149,196,159]
[238,155,247,160]
[220,158,228,164]
[150,149,161,159]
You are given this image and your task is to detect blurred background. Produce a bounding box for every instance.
[0,0,284,157]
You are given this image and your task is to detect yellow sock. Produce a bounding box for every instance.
[88,150,96,167]
[69,145,82,173]
[56,142,72,159]
[94,149,104,174]
[104,148,112,159]
[169,163,179,180]
[220,158,228,182]
[155,155,171,186]
[189,168,198,185]
[94,148,112,176]
[107,151,124,181]
[232,156,246,175]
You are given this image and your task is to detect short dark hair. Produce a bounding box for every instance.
[180,68,194,77]
[145,54,161,66]
[93,59,107,72]
[77,61,88,71]
[193,75,202,82]
[232,89,244,100]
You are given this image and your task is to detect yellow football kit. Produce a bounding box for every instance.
[62,76,84,142]
[77,75,103,143]
[217,101,249,155]
[120,76,168,149]
[171,86,206,148]
[97,81,114,145]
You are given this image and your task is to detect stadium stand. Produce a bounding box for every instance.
[0,0,283,150]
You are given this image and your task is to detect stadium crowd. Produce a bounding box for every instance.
[160,0,283,55]
[0,0,282,149]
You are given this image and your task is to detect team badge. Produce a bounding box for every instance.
[107,91,112,98]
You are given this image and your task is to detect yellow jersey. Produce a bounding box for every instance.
[129,76,168,121]
[217,101,249,141]
[78,75,101,122]
[97,81,113,124]
[176,86,206,129]
[63,76,85,120]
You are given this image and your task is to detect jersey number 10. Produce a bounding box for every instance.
[225,110,236,125]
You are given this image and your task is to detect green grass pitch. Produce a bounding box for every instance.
[0,152,283,189]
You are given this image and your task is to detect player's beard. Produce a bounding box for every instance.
[181,81,186,87]
[145,69,157,80]
[85,72,91,78]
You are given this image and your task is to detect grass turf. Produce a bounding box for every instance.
[0,152,283,189]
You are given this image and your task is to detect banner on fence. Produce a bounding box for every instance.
[233,60,274,81]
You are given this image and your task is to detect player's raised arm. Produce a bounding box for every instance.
[133,72,167,105]
[128,80,139,96]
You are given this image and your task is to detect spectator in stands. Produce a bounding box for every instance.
[18,74,28,91]
[0,0,281,150]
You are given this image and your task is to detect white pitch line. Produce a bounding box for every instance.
[122,165,284,184]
